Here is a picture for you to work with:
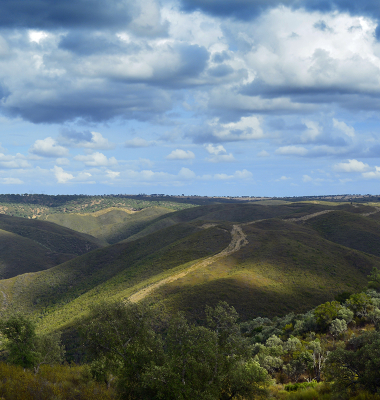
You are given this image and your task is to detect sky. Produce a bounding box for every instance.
[0,0,380,197]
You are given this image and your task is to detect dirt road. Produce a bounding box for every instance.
[129,224,248,303]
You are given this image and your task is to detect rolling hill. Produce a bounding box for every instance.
[44,206,173,244]
[0,200,379,335]
[0,214,106,279]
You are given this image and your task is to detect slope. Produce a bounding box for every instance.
[304,210,380,257]
[143,218,379,321]
[0,201,378,332]
[0,214,106,279]
[45,206,172,243]
[123,201,341,243]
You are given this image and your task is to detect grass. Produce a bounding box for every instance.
[0,215,106,279]
[46,206,173,243]
[306,211,380,257]
[0,200,379,337]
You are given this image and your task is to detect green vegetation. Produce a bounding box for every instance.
[0,195,379,398]
[45,206,173,244]
[0,194,196,219]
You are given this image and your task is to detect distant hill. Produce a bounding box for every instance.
[0,201,379,334]
[44,206,173,244]
[0,214,106,279]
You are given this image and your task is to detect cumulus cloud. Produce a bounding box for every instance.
[59,130,114,150]
[0,153,31,169]
[166,149,195,160]
[106,170,120,179]
[333,159,370,172]
[214,169,253,180]
[362,166,380,179]
[333,118,355,138]
[301,121,321,143]
[74,152,117,167]
[52,166,74,184]
[204,143,234,162]
[205,144,226,155]
[303,175,313,182]
[29,137,69,157]
[257,150,270,157]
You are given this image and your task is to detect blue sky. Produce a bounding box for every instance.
[0,0,380,196]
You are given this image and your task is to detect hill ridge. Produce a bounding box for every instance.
[129,224,248,302]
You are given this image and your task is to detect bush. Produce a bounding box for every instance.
[285,381,318,392]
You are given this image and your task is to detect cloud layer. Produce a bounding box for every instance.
[0,0,379,196]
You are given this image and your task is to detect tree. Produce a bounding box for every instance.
[314,301,341,330]
[368,267,380,292]
[0,314,37,368]
[0,314,65,373]
[325,331,380,396]
[83,301,270,400]
[329,319,347,341]
[80,301,164,399]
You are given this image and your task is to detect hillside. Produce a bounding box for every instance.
[0,201,378,334]
[44,206,173,244]
[0,214,106,279]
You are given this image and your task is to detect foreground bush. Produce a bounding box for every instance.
[0,362,115,400]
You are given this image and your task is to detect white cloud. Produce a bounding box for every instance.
[28,30,48,43]
[30,137,69,158]
[52,166,74,184]
[0,153,30,169]
[178,167,196,180]
[205,144,226,155]
[74,152,117,167]
[301,121,321,142]
[166,149,195,160]
[210,116,264,142]
[206,154,235,163]
[257,150,269,157]
[333,118,355,138]
[124,137,155,148]
[303,175,313,182]
[333,159,370,172]
[106,170,120,179]
[276,176,291,181]
[214,169,253,180]
[82,132,115,150]
[275,146,308,156]
[362,166,380,179]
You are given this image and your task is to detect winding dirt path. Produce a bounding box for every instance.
[361,207,380,217]
[129,224,248,303]
[128,205,380,303]
[284,210,333,223]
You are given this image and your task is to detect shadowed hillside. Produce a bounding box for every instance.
[0,214,106,279]
[45,206,173,243]
[0,201,379,334]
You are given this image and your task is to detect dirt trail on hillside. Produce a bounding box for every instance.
[284,210,333,223]
[129,206,380,303]
[361,207,380,217]
[129,224,248,303]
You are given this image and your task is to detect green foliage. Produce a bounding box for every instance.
[82,301,270,400]
[368,267,380,291]
[0,362,114,400]
[0,314,65,372]
[285,381,318,391]
[0,314,37,368]
[314,301,342,330]
[325,331,380,396]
